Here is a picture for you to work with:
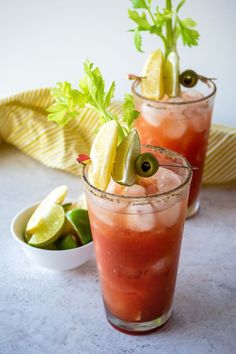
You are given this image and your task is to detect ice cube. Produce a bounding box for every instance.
[182,90,204,101]
[101,275,143,321]
[123,184,146,197]
[101,182,148,229]
[191,113,209,133]
[89,196,126,227]
[156,201,182,228]
[185,106,210,133]
[106,178,125,194]
[88,203,114,226]
[141,103,166,127]
[156,167,182,193]
[163,117,187,139]
[137,176,159,195]
[168,96,185,103]
[151,256,171,274]
[107,180,147,197]
[126,203,156,232]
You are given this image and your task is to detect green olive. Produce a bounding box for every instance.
[180,70,198,88]
[135,153,159,177]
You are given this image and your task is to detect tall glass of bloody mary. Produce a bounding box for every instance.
[133,79,216,217]
[82,145,192,333]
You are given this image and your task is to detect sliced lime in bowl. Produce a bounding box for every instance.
[28,204,65,248]
[26,185,68,234]
[56,234,78,250]
[43,243,58,250]
[66,209,92,245]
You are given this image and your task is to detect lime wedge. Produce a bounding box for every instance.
[61,217,75,235]
[43,243,57,250]
[66,209,92,245]
[141,49,165,100]
[28,204,65,248]
[56,234,78,250]
[24,230,31,242]
[26,185,68,234]
[88,121,118,190]
[164,51,180,97]
[112,129,141,186]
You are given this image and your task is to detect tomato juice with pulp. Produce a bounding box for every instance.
[82,146,192,333]
[133,80,216,217]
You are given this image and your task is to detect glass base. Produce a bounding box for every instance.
[186,198,200,219]
[106,308,172,334]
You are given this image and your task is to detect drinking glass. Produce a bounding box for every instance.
[132,80,216,217]
[82,146,192,333]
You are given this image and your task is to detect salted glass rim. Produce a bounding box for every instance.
[82,145,192,204]
[131,78,217,106]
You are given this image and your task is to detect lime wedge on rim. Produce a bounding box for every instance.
[66,209,92,245]
[112,129,141,186]
[164,51,180,97]
[28,204,65,248]
[26,185,68,234]
[141,49,165,100]
[88,121,118,190]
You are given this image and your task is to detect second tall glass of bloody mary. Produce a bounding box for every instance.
[127,0,217,217]
[133,79,216,217]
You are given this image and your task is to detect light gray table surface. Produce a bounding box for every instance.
[0,143,236,354]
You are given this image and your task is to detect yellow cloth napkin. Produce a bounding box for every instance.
[0,88,235,185]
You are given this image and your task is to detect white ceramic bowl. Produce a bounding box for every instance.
[11,203,94,271]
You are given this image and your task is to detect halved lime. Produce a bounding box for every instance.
[66,209,92,245]
[164,51,180,97]
[141,49,165,100]
[88,121,118,191]
[56,234,78,250]
[28,204,65,248]
[112,129,141,186]
[26,185,68,234]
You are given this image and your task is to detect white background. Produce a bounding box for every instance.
[0,0,235,126]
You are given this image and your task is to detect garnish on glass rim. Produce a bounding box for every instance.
[129,69,217,89]
[128,0,201,99]
[47,60,142,189]
[47,60,197,189]
[76,131,198,188]
[76,154,91,165]
[127,73,146,81]
[76,152,198,171]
